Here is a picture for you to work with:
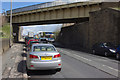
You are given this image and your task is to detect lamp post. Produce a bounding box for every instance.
[10,0,12,47]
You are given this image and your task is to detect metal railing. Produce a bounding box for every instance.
[7,1,71,14]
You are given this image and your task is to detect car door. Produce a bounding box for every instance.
[97,43,104,54]
[94,44,100,53]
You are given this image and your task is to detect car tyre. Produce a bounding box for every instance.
[56,68,61,72]
[116,53,120,60]
[104,52,109,57]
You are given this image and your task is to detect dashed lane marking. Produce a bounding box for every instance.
[73,54,92,61]
[62,48,119,63]
[58,48,119,77]
[23,73,28,78]
[23,57,27,60]
[102,65,119,72]
[24,51,26,53]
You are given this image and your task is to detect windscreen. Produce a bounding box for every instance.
[33,46,56,52]
[104,43,116,48]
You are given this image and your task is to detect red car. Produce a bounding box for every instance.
[27,39,39,46]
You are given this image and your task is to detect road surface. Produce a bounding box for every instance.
[2,43,119,80]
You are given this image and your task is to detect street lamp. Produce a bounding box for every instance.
[10,0,12,47]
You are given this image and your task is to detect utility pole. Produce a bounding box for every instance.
[10,0,12,47]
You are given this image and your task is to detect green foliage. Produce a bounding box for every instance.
[43,32,46,37]
[0,23,12,38]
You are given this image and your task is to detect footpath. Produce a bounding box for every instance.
[2,43,26,79]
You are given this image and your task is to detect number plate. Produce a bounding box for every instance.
[41,56,52,60]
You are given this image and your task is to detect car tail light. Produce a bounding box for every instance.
[54,54,61,58]
[30,54,38,58]
[30,65,34,67]
[58,64,61,66]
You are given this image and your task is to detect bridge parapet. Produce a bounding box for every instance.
[7,2,120,25]
[7,2,101,16]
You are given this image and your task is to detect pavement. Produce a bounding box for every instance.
[2,43,25,79]
[1,43,120,80]
[0,39,2,54]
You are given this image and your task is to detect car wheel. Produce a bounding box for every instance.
[92,50,96,54]
[104,52,108,57]
[56,68,61,72]
[116,53,120,60]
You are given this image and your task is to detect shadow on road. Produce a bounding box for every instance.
[21,53,27,57]
[15,41,25,44]
[17,60,26,73]
[27,70,57,76]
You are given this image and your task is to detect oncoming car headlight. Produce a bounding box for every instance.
[109,49,116,53]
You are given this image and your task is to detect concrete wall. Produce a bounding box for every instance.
[0,38,10,54]
[57,21,89,49]
[57,8,120,50]
[89,8,120,48]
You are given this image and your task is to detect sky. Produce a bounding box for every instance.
[1,0,89,12]
[1,1,63,35]
[2,2,44,12]
[22,24,62,36]
[1,0,88,36]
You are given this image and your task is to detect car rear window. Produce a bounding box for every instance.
[33,46,56,52]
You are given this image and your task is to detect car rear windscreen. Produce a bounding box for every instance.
[33,46,56,52]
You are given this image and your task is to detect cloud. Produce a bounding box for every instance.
[22,24,62,36]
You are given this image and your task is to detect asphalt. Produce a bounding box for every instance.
[2,43,120,79]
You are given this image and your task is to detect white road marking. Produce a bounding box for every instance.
[23,55,28,79]
[60,49,92,61]
[24,51,26,53]
[73,54,92,61]
[64,48,119,63]
[23,73,28,78]
[103,65,119,72]
[23,57,27,60]
[58,48,119,77]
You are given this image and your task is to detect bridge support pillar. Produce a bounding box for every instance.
[12,25,19,43]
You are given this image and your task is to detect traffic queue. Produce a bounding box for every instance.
[24,36,62,72]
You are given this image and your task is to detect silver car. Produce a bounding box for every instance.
[26,43,62,72]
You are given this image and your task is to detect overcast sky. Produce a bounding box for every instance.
[22,24,62,36]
